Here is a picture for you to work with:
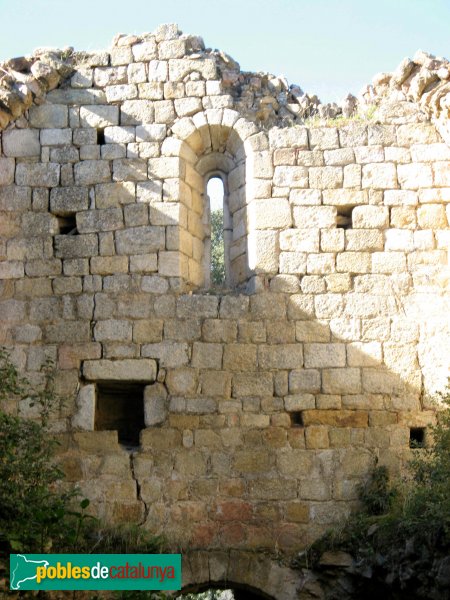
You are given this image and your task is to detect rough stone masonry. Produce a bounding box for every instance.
[0,22,449,583]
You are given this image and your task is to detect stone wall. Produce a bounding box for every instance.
[0,24,449,556]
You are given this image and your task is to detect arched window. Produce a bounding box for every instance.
[204,175,231,289]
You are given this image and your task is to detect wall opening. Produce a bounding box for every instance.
[95,382,145,449]
[289,411,304,427]
[56,214,78,235]
[206,175,231,289]
[97,128,105,145]
[409,427,426,448]
[336,205,354,229]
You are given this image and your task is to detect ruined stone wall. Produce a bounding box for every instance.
[0,24,449,555]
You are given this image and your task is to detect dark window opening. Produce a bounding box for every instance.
[57,214,78,235]
[207,176,226,288]
[95,382,145,449]
[290,412,304,427]
[336,205,354,229]
[97,128,106,145]
[409,427,426,448]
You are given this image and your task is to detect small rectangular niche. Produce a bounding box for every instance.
[56,214,78,235]
[289,412,304,427]
[409,427,426,448]
[336,205,354,230]
[95,382,145,449]
[97,128,106,145]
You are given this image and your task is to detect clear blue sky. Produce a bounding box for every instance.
[1,0,449,102]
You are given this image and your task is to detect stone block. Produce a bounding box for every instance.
[309,166,343,189]
[166,368,198,395]
[417,205,447,229]
[3,129,40,157]
[79,105,119,127]
[121,100,155,125]
[396,123,439,145]
[372,252,406,273]
[113,158,147,181]
[29,104,68,128]
[115,226,165,254]
[16,163,60,187]
[304,408,368,428]
[345,230,383,251]
[105,84,138,103]
[304,343,346,368]
[324,148,355,166]
[305,426,329,449]
[54,234,98,258]
[309,127,339,150]
[362,163,397,189]
[289,189,321,205]
[322,368,361,394]
[192,342,223,369]
[222,344,257,371]
[0,158,15,185]
[258,344,303,369]
[72,384,95,430]
[339,124,367,147]
[132,40,157,61]
[268,126,308,149]
[273,166,308,188]
[232,373,273,397]
[336,252,371,273]
[293,206,336,228]
[83,358,156,381]
[40,128,72,146]
[397,163,433,190]
[74,160,111,185]
[352,205,389,228]
[142,341,189,367]
[306,253,335,274]
[280,228,319,252]
[50,186,89,215]
[285,394,315,410]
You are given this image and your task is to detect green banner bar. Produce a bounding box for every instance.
[10,554,181,591]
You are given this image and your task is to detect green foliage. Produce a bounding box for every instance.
[357,465,397,516]
[300,394,450,596]
[210,209,225,287]
[0,348,92,554]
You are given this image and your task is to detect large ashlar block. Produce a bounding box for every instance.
[293,206,336,228]
[3,129,40,157]
[352,206,389,229]
[273,166,308,188]
[397,163,433,190]
[362,163,397,189]
[83,359,157,382]
[280,229,319,252]
[304,343,346,368]
[144,383,167,426]
[248,199,291,230]
[74,160,111,185]
[268,126,308,149]
[309,166,343,189]
[79,105,119,127]
[16,163,60,187]
[322,368,361,394]
[29,104,68,128]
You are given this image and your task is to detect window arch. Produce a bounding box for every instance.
[157,110,264,292]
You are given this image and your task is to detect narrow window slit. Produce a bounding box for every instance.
[97,128,106,145]
[409,427,426,448]
[95,382,145,449]
[336,205,354,229]
[207,176,226,288]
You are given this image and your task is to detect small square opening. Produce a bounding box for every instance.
[57,214,78,235]
[95,382,145,449]
[409,427,426,448]
[336,205,354,230]
[290,412,304,427]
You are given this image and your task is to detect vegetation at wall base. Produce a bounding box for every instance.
[296,394,450,599]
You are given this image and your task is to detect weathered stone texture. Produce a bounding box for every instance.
[0,25,449,563]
